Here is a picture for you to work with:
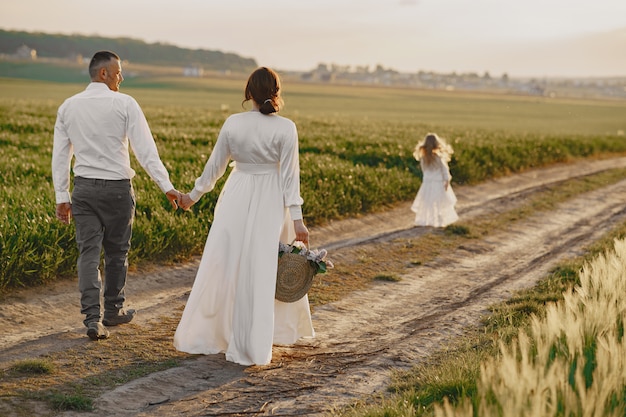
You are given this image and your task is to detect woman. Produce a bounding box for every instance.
[174,67,315,366]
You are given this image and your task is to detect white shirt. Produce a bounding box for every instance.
[52,82,174,204]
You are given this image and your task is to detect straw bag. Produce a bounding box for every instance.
[275,244,318,303]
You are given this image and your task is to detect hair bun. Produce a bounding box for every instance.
[260,98,277,115]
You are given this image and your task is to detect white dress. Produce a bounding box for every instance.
[174,110,314,366]
[411,155,459,227]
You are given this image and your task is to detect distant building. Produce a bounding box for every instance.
[15,44,37,60]
[183,66,204,77]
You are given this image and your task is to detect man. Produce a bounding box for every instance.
[52,51,180,341]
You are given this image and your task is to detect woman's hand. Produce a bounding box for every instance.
[293,219,309,246]
[179,193,196,211]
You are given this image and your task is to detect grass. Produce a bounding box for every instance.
[455,237,626,416]
[10,359,54,375]
[48,392,93,411]
[444,225,471,237]
[2,76,626,290]
[374,274,402,282]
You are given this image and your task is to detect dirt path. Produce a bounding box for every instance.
[3,157,626,416]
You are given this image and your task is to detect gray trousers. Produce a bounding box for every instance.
[72,177,135,326]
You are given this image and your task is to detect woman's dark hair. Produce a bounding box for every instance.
[89,51,120,79]
[243,67,283,115]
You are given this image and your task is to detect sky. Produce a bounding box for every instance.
[1,0,625,78]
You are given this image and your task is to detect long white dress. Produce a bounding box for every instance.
[411,155,459,227]
[173,110,314,366]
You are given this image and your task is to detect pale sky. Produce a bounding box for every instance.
[1,0,625,77]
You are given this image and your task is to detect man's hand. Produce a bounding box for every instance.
[166,189,182,209]
[178,194,196,211]
[56,202,72,224]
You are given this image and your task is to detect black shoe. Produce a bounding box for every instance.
[87,322,110,340]
[103,309,136,326]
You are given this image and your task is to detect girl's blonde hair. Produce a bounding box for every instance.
[413,133,453,167]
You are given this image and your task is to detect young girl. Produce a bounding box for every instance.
[411,133,459,227]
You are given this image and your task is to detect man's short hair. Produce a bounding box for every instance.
[88,51,120,79]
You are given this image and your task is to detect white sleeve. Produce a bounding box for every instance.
[280,122,304,220]
[51,105,74,204]
[126,98,174,193]
[189,122,232,202]
[439,157,451,182]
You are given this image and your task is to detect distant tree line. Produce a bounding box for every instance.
[0,29,257,73]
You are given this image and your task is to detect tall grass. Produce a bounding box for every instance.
[334,222,626,417]
[1,77,626,290]
[436,238,626,417]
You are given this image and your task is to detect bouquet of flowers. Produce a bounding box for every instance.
[278,241,334,274]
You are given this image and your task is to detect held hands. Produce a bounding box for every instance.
[166,188,195,211]
[178,193,196,211]
[55,202,72,224]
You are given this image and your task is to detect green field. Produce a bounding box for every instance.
[1,76,625,290]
